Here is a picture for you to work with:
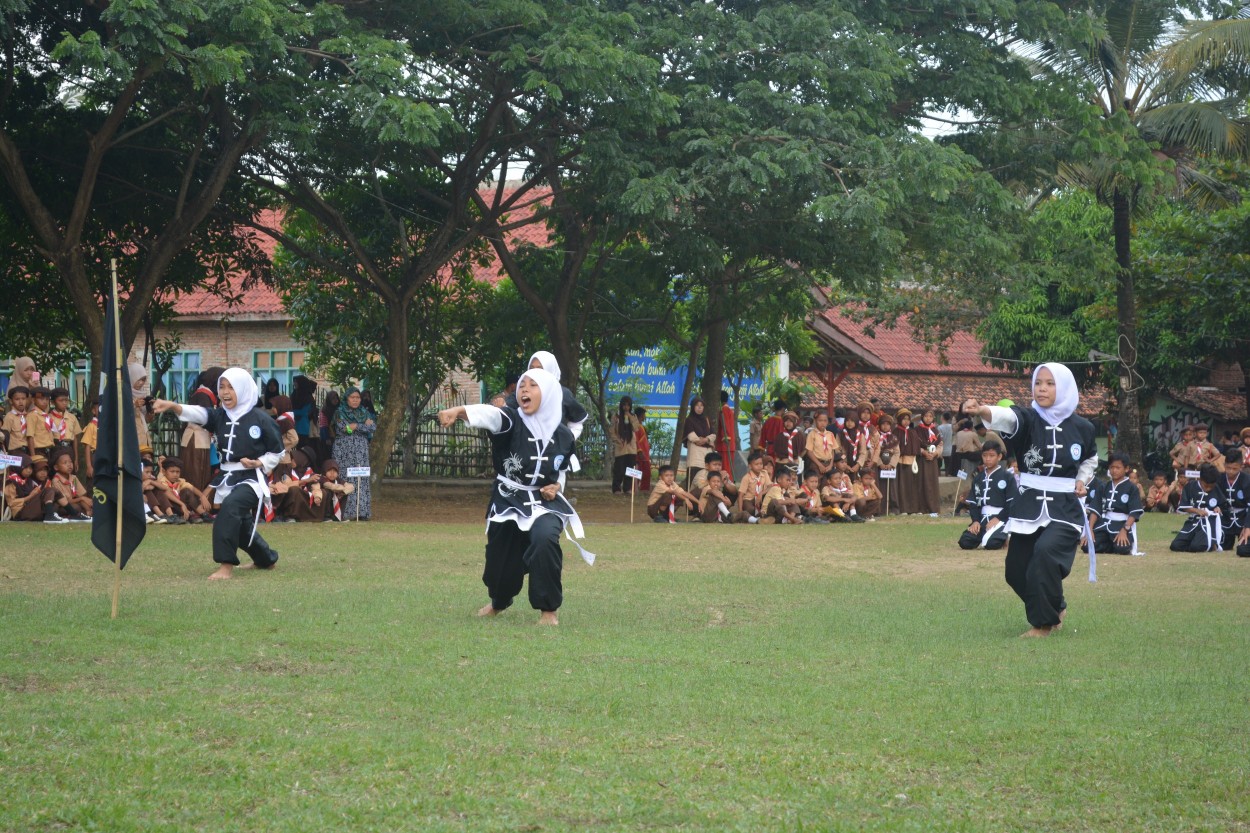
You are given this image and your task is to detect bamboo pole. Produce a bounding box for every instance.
[111,259,123,620]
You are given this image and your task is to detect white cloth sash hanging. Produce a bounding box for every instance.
[495,474,596,565]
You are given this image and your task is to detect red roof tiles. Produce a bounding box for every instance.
[812,306,1015,375]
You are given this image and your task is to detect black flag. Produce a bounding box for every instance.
[91,293,146,568]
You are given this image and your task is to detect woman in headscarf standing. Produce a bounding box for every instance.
[609,396,640,495]
[964,363,1098,637]
[333,388,375,520]
[683,396,717,489]
[892,409,920,515]
[438,367,590,625]
[8,356,37,390]
[153,368,283,579]
[180,367,224,493]
[128,362,154,458]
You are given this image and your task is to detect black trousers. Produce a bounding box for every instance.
[1170,518,1219,552]
[1093,528,1133,555]
[958,523,1007,550]
[213,486,279,567]
[483,515,564,612]
[612,454,636,494]
[1005,524,1078,628]
[1220,519,1243,551]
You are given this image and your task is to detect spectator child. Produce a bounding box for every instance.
[45,449,91,521]
[738,450,771,521]
[318,459,354,522]
[1168,473,1188,512]
[609,396,640,495]
[698,469,745,523]
[3,386,32,455]
[46,388,80,463]
[1170,425,1200,473]
[853,471,883,520]
[160,457,210,523]
[647,464,696,523]
[634,406,652,492]
[1219,452,1249,550]
[771,411,805,475]
[760,467,804,524]
[27,387,55,459]
[804,411,838,478]
[1144,472,1171,513]
[3,454,43,521]
[691,452,738,503]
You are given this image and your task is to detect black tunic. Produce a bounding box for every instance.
[1220,471,1250,536]
[996,405,1097,532]
[478,405,578,527]
[1177,480,1230,536]
[198,407,283,499]
[1089,477,1144,535]
[966,465,1018,525]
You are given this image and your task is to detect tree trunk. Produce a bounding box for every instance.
[669,334,704,470]
[700,273,730,409]
[1243,365,1250,425]
[369,300,412,500]
[1112,189,1143,462]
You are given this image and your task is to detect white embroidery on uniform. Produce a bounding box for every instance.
[1023,446,1044,473]
[500,453,523,497]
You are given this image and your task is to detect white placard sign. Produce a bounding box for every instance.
[346,466,371,479]
[956,469,969,480]
[624,467,643,480]
[0,454,24,469]
[1184,469,1201,479]
[878,468,897,480]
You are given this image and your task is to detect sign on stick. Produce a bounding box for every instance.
[624,467,643,480]
[878,468,897,480]
[346,466,371,479]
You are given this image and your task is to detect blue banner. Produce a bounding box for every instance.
[605,348,771,418]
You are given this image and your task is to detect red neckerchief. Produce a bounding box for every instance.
[901,426,910,444]
[13,410,27,433]
[667,497,676,523]
[859,425,871,447]
[802,484,818,508]
[1243,446,1250,465]
[7,472,26,486]
[920,423,938,445]
[55,472,77,497]
[841,425,857,447]
[818,429,831,452]
[781,428,796,459]
[90,416,98,426]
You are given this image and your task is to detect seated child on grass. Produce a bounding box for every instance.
[318,459,354,521]
[797,470,832,524]
[1144,471,1171,513]
[44,449,91,522]
[737,449,772,522]
[958,442,1015,550]
[142,460,181,524]
[647,464,697,523]
[1087,451,1143,555]
[1170,464,1227,552]
[697,469,746,523]
[760,467,805,524]
[690,452,738,504]
[3,454,44,522]
[159,457,211,523]
[853,471,883,520]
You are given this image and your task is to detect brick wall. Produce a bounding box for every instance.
[156,315,482,404]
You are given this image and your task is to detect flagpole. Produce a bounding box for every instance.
[111,259,124,620]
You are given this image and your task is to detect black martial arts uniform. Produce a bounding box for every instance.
[958,465,1017,550]
[1170,480,1230,553]
[183,405,282,568]
[467,403,585,612]
[1088,477,1144,555]
[989,404,1098,629]
[1218,470,1249,552]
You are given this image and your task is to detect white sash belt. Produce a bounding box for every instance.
[1105,511,1130,522]
[1020,473,1077,492]
[982,505,1003,517]
[495,474,596,565]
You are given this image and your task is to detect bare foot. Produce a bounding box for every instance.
[237,562,276,572]
[537,611,559,626]
[476,604,500,617]
[1020,626,1052,638]
[208,565,234,581]
[1053,609,1067,631]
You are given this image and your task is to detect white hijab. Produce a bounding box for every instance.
[219,367,259,423]
[127,362,148,395]
[518,368,563,445]
[528,350,561,382]
[1031,362,1079,426]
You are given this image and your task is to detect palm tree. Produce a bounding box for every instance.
[1024,0,1250,460]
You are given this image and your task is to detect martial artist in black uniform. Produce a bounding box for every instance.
[441,367,593,625]
[1171,464,1231,553]
[958,442,1016,550]
[965,362,1099,637]
[1217,452,1250,554]
[153,368,282,579]
[1087,451,1143,555]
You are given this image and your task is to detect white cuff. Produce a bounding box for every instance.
[465,404,505,433]
[179,404,209,425]
[1077,455,1099,486]
[985,406,1018,436]
[568,417,586,441]
[258,451,283,474]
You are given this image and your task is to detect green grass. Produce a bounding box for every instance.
[2,512,1248,832]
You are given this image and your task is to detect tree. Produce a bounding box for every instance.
[0,1,330,381]
[1011,0,1250,460]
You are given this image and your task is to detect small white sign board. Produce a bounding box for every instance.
[956,469,969,480]
[624,467,643,480]
[0,454,24,469]
[346,466,371,479]
[1184,469,1201,479]
[878,468,897,480]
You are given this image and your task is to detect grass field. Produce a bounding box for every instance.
[2,507,1248,832]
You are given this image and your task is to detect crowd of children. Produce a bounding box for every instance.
[2,362,361,526]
